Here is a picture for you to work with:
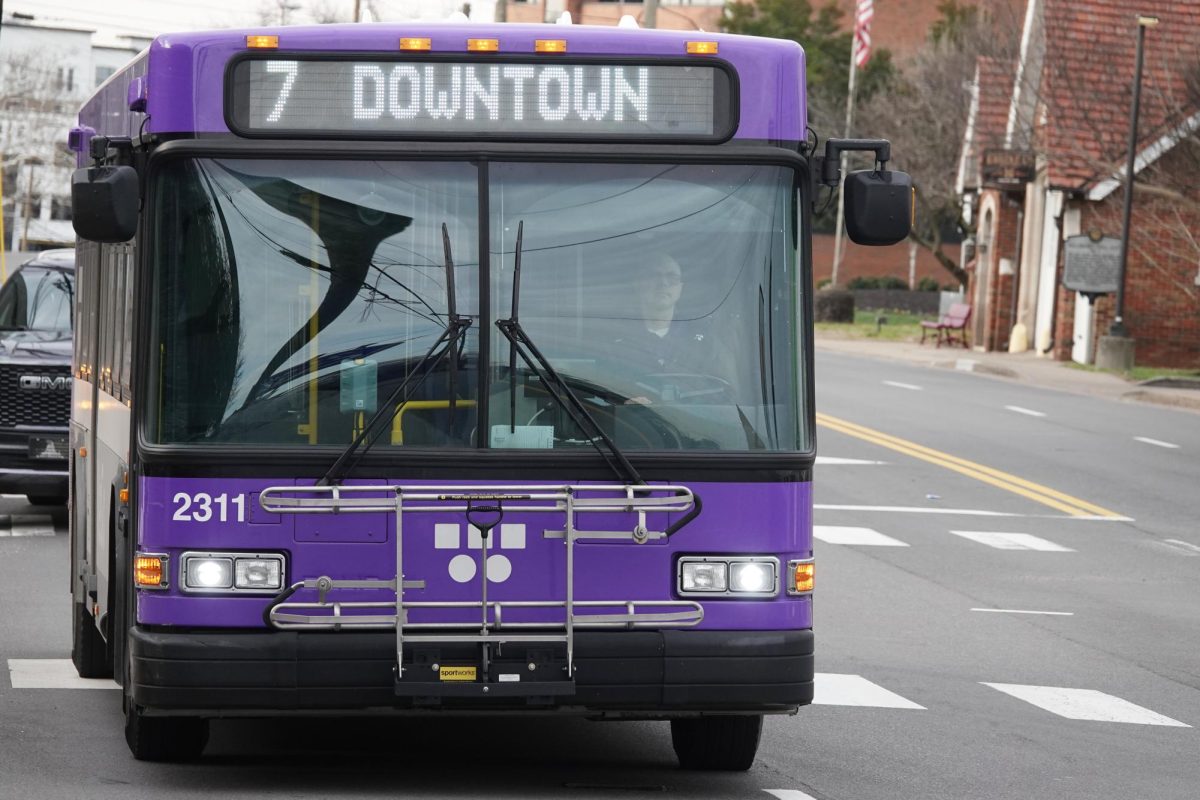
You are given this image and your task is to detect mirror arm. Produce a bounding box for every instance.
[819,138,892,187]
[88,136,134,167]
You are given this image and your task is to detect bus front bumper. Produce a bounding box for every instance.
[128,628,813,715]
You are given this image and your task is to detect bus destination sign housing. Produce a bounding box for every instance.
[227,55,736,141]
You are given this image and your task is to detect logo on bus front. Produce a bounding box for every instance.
[19,375,69,391]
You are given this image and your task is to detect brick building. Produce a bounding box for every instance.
[958,0,1200,367]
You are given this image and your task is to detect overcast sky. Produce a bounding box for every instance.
[5,0,484,40]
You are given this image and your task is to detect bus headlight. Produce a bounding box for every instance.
[186,557,233,589]
[181,552,285,593]
[730,561,773,593]
[677,556,778,598]
[680,561,727,592]
[235,558,283,590]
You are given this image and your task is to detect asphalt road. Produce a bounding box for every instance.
[2,348,1198,799]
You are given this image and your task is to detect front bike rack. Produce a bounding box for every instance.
[258,484,703,696]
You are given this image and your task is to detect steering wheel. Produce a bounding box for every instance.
[635,373,736,404]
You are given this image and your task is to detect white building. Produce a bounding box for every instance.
[1,13,144,252]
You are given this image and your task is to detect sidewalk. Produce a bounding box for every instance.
[815,334,1200,414]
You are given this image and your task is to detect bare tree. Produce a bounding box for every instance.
[857,1,1026,285]
[1,49,76,248]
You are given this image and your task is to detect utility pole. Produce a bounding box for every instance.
[495,0,507,22]
[20,161,34,252]
[1096,14,1158,371]
[643,0,658,28]
[353,0,361,22]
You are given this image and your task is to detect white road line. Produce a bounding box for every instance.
[971,608,1074,616]
[982,683,1190,727]
[764,791,820,800]
[882,380,923,391]
[950,530,1074,552]
[7,659,119,690]
[815,505,1134,522]
[813,525,908,547]
[0,515,57,538]
[813,673,925,709]
[815,456,886,465]
[1160,539,1200,556]
[1005,405,1047,418]
[816,504,1020,517]
[1134,436,1180,449]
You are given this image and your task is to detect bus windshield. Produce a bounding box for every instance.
[149,157,804,451]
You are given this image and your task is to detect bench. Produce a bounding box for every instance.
[920,303,971,348]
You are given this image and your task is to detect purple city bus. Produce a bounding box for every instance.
[68,20,910,766]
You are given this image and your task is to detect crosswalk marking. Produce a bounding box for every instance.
[882,380,923,391]
[815,456,886,465]
[813,673,925,709]
[764,791,819,800]
[813,525,908,547]
[7,659,119,690]
[950,530,1073,552]
[982,683,1189,727]
[0,515,56,538]
[1005,405,1047,418]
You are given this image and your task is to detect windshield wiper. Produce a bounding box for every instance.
[320,223,471,486]
[0,325,28,331]
[494,221,643,487]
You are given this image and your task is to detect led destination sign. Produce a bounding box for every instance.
[228,57,733,139]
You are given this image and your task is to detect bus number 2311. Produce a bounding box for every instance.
[172,492,247,523]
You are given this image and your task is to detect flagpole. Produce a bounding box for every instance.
[830,39,860,288]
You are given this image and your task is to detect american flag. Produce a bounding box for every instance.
[853,0,875,69]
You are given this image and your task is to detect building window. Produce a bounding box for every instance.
[95,66,116,86]
[50,198,72,221]
[56,68,76,92]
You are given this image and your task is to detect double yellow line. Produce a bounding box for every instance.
[816,413,1123,519]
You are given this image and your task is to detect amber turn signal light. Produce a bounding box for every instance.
[788,559,814,594]
[134,554,169,589]
[246,35,279,49]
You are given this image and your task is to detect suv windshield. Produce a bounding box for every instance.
[149,158,805,451]
[0,267,74,333]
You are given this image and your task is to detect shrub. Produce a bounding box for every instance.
[847,275,910,291]
[816,277,833,289]
[814,288,854,322]
[916,276,940,292]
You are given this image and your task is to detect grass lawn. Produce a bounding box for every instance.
[1066,362,1200,383]
[814,309,936,342]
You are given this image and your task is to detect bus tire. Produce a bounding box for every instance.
[71,602,112,679]
[670,715,763,771]
[124,705,209,762]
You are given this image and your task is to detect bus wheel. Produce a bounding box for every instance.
[124,705,209,762]
[670,715,763,771]
[71,603,112,679]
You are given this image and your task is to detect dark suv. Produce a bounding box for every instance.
[0,249,74,505]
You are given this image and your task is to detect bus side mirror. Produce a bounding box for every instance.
[844,169,912,246]
[72,166,138,243]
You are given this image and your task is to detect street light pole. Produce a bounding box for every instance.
[1111,14,1158,338]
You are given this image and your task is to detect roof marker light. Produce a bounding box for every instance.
[686,41,719,55]
[535,39,567,53]
[246,35,279,49]
[400,37,432,51]
[467,38,500,52]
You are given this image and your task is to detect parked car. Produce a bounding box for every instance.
[0,249,74,505]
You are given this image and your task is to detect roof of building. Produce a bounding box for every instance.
[959,56,1018,190]
[1040,0,1200,190]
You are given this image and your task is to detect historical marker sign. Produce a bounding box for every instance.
[1063,234,1122,295]
[982,149,1036,188]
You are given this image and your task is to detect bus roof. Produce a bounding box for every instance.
[75,24,805,151]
